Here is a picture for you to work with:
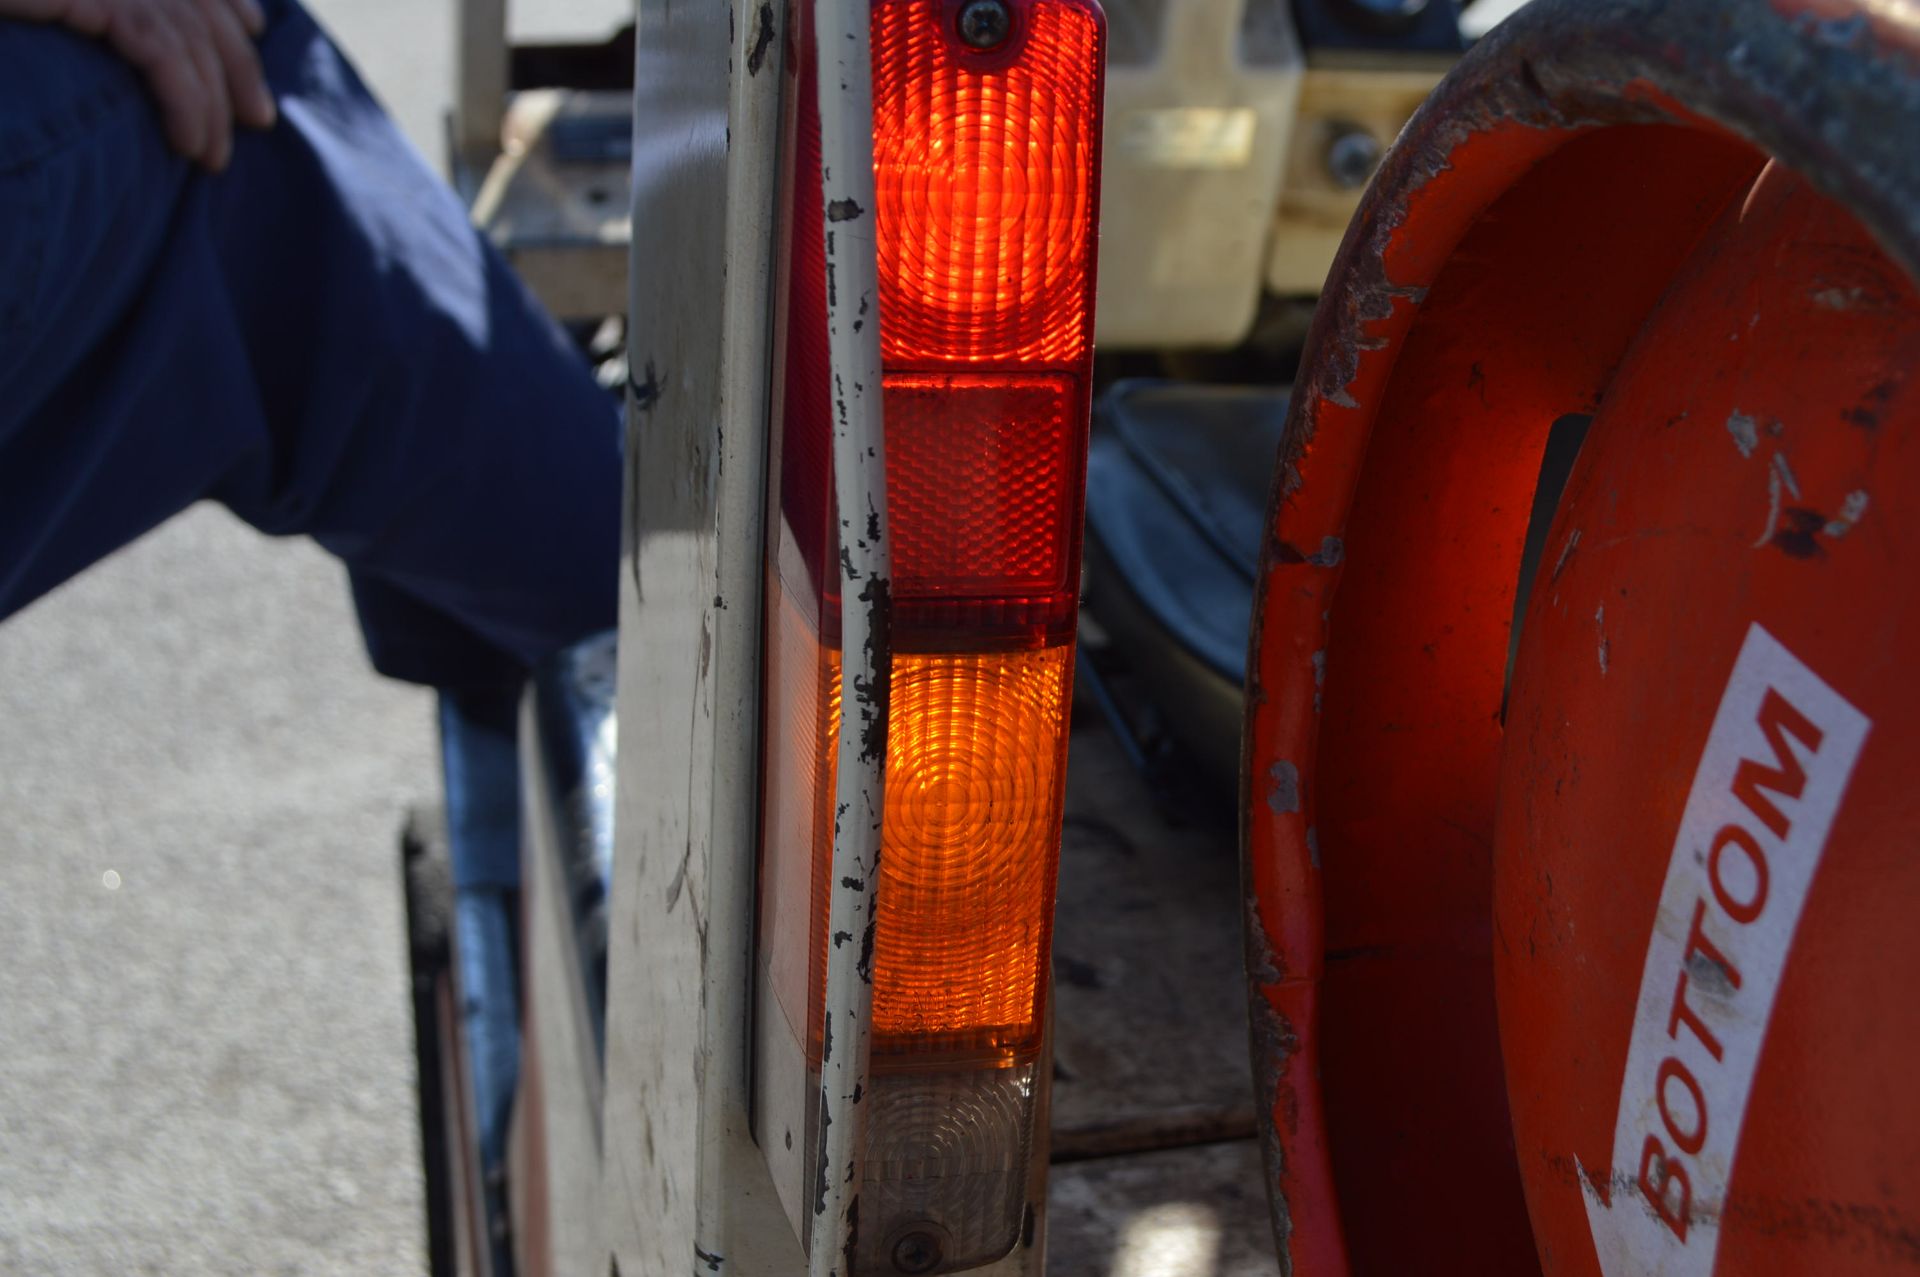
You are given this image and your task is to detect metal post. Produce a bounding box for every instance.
[453,0,509,176]
[808,0,892,1271]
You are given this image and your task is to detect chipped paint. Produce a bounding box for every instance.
[1811,284,1869,308]
[1266,761,1302,815]
[630,359,666,412]
[1595,605,1610,675]
[1274,536,1346,567]
[1246,987,1301,1277]
[1244,895,1286,986]
[1753,450,1805,548]
[1827,488,1870,536]
[745,2,776,75]
[809,0,889,1271]
[1725,410,1761,458]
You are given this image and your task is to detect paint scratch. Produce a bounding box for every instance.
[1550,527,1582,583]
[1595,605,1609,676]
[1752,452,1803,548]
[1725,411,1760,459]
[1825,489,1870,538]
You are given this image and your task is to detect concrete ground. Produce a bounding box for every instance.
[0,1,615,1272]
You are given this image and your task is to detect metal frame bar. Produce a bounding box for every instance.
[807,1,892,1271]
[453,0,509,179]
[598,0,797,1272]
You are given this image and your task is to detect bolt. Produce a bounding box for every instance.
[1325,127,1382,191]
[956,0,1012,49]
[892,1230,943,1274]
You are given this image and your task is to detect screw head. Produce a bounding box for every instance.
[1325,127,1383,191]
[891,1230,943,1274]
[956,0,1013,49]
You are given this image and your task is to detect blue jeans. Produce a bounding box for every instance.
[0,0,621,686]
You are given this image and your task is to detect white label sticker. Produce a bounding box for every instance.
[1581,623,1870,1277]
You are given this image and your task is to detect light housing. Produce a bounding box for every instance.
[755,1,1105,1271]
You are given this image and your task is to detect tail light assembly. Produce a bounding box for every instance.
[753,0,1105,1271]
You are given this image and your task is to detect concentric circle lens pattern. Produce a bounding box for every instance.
[872,0,1104,367]
[872,646,1074,1058]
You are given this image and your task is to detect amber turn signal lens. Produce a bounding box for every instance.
[873,645,1074,1062]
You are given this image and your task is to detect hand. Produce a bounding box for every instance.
[4,0,277,170]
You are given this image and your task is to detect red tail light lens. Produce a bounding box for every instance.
[871,0,1103,366]
[757,2,1104,1269]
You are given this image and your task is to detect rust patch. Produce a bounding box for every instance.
[1244,894,1286,986]
[1246,988,1302,1277]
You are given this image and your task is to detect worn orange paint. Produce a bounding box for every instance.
[1241,110,1812,1277]
[1497,161,1920,1276]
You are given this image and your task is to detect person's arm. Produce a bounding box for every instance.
[2,0,276,171]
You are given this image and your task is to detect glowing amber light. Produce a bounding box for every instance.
[873,645,1074,1061]
[775,639,1074,1066]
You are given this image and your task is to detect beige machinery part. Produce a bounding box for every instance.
[1264,62,1447,295]
[470,90,632,322]
[1095,0,1303,350]
[1094,4,1446,350]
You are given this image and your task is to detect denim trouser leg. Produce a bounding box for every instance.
[0,1,621,686]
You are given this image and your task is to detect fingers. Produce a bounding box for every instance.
[196,0,275,131]
[105,0,214,164]
[170,0,236,170]
[94,0,276,171]
[223,0,263,37]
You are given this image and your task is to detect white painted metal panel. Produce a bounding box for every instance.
[600,0,799,1272]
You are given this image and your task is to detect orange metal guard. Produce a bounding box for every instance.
[1241,1,1920,1273]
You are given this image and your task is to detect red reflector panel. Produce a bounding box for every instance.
[871,0,1104,367]
[885,372,1081,609]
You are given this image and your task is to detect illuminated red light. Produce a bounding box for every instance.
[871,0,1105,367]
